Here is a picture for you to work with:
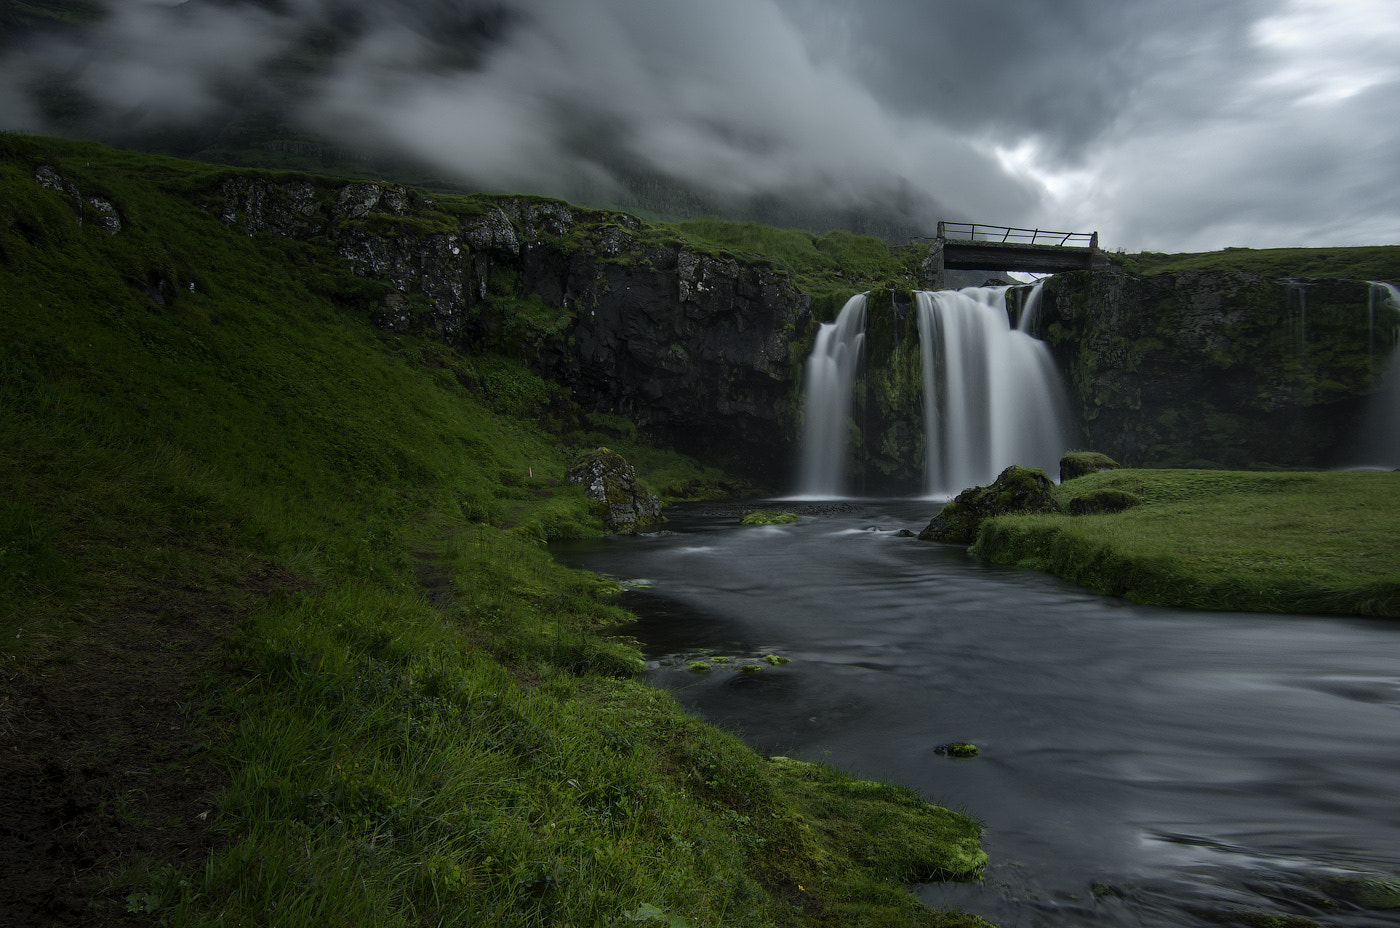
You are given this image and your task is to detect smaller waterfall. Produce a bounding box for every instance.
[1281,279,1312,347]
[917,286,1074,497]
[1350,282,1400,468]
[796,294,867,497]
[1015,280,1045,333]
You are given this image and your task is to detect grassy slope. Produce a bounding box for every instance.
[0,133,989,927]
[972,469,1400,617]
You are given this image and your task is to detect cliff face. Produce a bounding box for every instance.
[1038,269,1397,468]
[213,176,811,477]
[40,159,1392,482]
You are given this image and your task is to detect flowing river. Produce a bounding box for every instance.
[554,499,1400,927]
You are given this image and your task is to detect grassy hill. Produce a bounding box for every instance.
[0,133,990,927]
[1119,244,1400,280]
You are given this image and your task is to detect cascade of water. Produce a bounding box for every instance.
[796,294,867,497]
[916,286,1074,497]
[1350,282,1400,468]
[1015,280,1045,333]
[1282,279,1311,346]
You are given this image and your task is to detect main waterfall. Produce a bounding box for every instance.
[796,294,867,497]
[916,285,1074,497]
[796,285,1075,498]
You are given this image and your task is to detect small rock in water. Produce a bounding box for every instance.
[935,742,979,758]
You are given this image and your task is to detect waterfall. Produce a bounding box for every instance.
[1015,279,1045,333]
[796,294,867,497]
[916,285,1074,497]
[1282,279,1312,347]
[1349,282,1400,468]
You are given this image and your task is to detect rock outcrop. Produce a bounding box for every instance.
[565,448,662,534]
[212,177,810,478]
[918,466,1060,544]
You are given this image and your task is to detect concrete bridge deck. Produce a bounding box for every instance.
[922,221,1113,288]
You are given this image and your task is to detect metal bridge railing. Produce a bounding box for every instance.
[937,221,1096,249]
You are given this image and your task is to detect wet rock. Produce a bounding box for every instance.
[919,465,1060,544]
[565,447,662,534]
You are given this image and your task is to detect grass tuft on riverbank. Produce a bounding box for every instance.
[971,469,1400,616]
[1,133,988,927]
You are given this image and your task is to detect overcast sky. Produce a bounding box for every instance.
[5,0,1399,253]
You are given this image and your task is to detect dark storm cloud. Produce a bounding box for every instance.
[4,0,1399,251]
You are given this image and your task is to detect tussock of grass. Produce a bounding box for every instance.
[2,133,987,927]
[971,469,1400,616]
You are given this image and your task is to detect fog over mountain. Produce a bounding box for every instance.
[4,0,1399,251]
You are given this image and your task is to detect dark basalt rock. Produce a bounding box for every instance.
[919,466,1060,545]
[211,177,809,481]
[565,447,662,534]
[1040,269,1394,469]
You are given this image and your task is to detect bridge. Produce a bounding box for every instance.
[921,221,1113,289]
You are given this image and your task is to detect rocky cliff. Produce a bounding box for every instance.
[34,157,1395,483]
[212,176,811,477]
[1037,269,1398,468]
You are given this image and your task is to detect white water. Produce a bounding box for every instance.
[1015,279,1045,333]
[796,294,867,497]
[917,285,1075,496]
[1349,282,1400,468]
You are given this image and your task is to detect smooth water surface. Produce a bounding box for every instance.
[554,500,1400,927]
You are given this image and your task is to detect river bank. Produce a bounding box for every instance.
[969,468,1400,617]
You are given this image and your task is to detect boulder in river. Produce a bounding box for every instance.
[918,465,1060,544]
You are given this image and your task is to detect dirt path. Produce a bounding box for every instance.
[0,565,296,926]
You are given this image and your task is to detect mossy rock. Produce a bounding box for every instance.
[1060,450,1121,482]
[565,447,662,534]
[935,742,979,758]
[1318,875,1400,909]
[740,510,798,525]
[918,466,1060,544]
[1067,488,1143,516]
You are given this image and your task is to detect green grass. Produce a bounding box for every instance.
[1,132,988,927]
[971,469,1400,616]
[657,217,928,319]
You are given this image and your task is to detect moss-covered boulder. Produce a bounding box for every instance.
[1068,488,1143,515]
[565,447,662,534]
[739,510,798,525]
[918,466,1060,544]
[1060,450,1121,482]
